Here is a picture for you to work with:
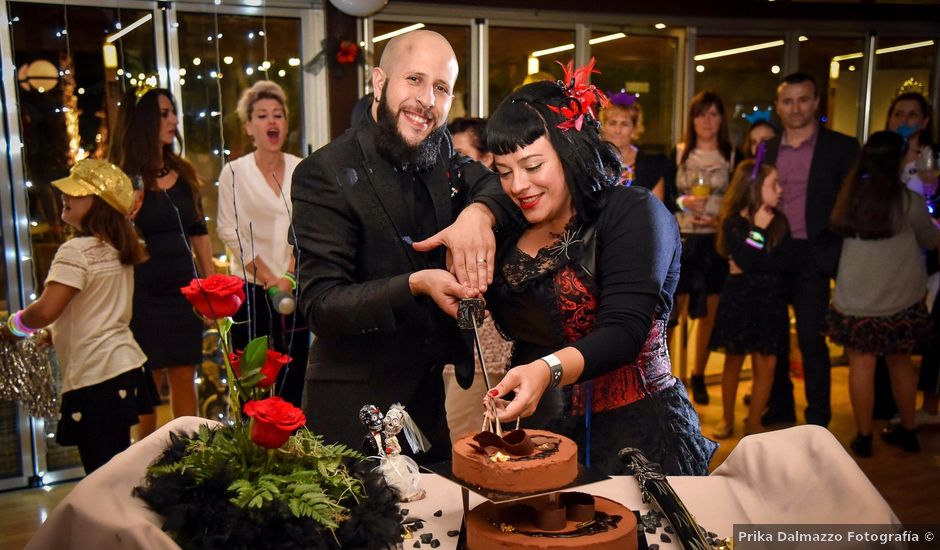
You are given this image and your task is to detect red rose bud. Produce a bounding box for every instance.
[258,349,291,388]
[244,397,306,449]
[180,274,246,319]
[228,350,245,377]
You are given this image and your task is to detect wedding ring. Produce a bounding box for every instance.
[477,258,487,264]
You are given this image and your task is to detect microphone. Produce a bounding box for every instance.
[267,287,296,315]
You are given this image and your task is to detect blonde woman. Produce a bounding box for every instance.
[216,80,309,406]
[600,93,667,200]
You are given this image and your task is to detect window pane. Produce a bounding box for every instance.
[372,23,471,121]
[591,33,677,154]
[176,12,302,255]
[869,37,936,136]
[798,35,867,139]
[0,402,23,479]
[695,35,784,147]
[5,2,149,470]
[488,27,575,114]
[9,2,157,288]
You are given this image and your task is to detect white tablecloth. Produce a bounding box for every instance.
[26,417,898,550]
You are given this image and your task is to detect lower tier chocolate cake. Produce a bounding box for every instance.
[466,492,638,550]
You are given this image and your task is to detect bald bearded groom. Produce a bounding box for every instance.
[291,30,516,462]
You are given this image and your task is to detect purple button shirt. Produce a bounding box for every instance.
[776,127,818,239]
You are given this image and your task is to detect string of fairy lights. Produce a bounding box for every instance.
[7,0,301,424]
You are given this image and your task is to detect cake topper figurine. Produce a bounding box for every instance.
[358,404,385,457]
[359,402,428,501]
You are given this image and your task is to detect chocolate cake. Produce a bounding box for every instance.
[451,429,578,493]
[466,493,638,550]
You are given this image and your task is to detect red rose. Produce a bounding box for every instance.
[244,397,306,449]
[180,274,246,319]
[228,350,245,377]
[258,350,291,388]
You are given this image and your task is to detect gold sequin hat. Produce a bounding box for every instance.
[52,159,135,216]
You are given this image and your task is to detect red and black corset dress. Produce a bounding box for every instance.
[487,223,717,476]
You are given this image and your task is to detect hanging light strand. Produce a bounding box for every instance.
[62,1,71,66]
[117,7,127,93]
[212,3,256,347]
[261,4,269,78]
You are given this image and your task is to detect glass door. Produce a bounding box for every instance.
[2,0,161,485]
[868,37,936,138]
[693,34,786,148]
[174,8,304,258]
[591,31,679,155]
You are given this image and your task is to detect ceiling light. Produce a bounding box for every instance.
[531,43,575,58]
[832,40,934,63]
[102,44,118,69]
[527,56,539,75]
[373,23,425,43]
[589,33,626,45]
[876,39,934,55]
[105,14,152,43]
[694,40,784,61]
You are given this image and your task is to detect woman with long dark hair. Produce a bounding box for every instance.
[829,130,940,457]
[484,71,716,476]
[666,91,738,405]
[112,88,214,436]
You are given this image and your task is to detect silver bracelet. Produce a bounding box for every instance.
[541,353,563,389]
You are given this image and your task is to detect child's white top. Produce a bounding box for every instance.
[47,236,147,393]
[216,152,302,285]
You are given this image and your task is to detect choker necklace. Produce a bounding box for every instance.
[156,164,170,178]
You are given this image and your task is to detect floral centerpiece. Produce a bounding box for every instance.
[134,274,402,550]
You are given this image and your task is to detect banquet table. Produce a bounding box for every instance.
[26,417,898,550]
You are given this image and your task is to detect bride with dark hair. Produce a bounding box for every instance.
[485,65,716,476]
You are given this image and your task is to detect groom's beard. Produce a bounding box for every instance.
[374,85,446,171]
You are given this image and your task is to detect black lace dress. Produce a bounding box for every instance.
[486,187,717,476]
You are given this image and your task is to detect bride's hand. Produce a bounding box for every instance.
[486,360,552,423]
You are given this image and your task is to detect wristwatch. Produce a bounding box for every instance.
[541,353,564,389]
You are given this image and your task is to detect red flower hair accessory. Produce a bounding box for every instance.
[548,57,609,132]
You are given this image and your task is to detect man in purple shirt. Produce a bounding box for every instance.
[763,73,860,427]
